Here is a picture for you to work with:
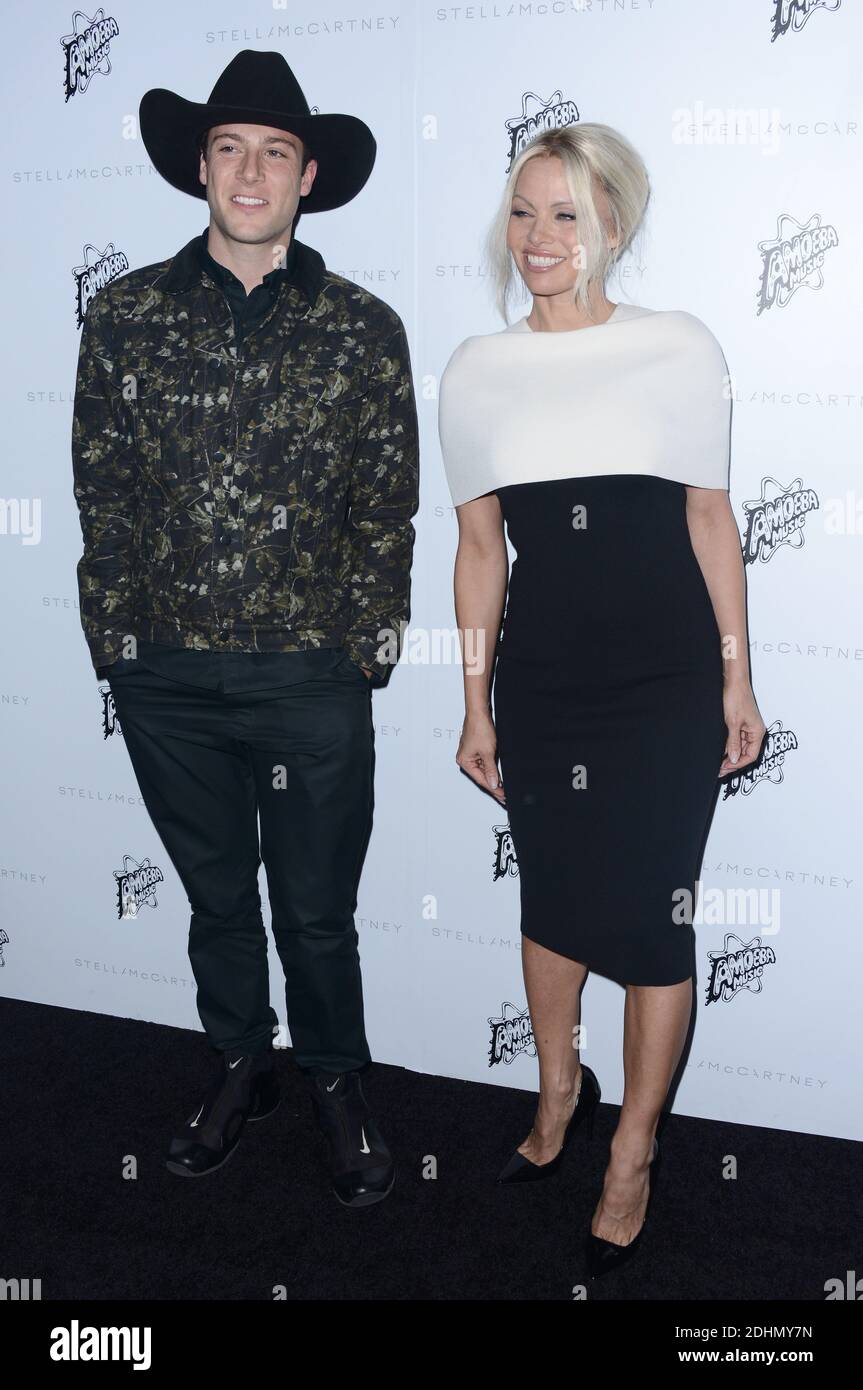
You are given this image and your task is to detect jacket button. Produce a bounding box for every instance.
[213,449,226,463]
[219,631,230,642]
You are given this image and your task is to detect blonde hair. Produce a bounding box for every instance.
[485,122,650,323]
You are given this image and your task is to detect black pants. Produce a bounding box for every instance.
[107,650,375,1072]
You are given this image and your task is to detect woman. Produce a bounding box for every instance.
[437,124,766,1278]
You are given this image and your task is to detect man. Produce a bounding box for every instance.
[71,50,419,1207]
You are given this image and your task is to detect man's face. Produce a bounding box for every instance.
[199,123,317,247]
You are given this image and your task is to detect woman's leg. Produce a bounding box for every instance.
[516,936,590,1163]
[590,978,692,1243]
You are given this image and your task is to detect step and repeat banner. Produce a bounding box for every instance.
[2,0,860,1140]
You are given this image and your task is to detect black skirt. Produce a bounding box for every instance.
[492,475,727,986]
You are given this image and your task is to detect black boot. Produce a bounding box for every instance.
[166,1050,280,1178]
[306,1070,394,1208]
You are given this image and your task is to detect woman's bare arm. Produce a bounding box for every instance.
[452,492,509,800]
[685,486,767,775]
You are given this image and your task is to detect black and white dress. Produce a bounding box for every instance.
[438,303,731,985]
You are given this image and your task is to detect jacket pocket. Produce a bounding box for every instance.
[336,648,370,681]
[128,359,204,483]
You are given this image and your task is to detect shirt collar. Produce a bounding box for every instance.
[196,226,297,295]
[156,227,325,305]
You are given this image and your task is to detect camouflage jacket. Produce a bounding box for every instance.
[71,233,419,686]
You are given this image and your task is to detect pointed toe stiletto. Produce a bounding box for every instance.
[585,1136,661,1279]
[497,1064,601,1184]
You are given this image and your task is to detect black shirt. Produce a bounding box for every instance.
[196,225,303,341]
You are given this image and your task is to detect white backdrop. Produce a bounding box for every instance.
[2,0,861,1141]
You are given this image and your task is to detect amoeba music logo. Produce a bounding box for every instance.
[705,933,777,1003]
[74,243,130,327]
[99,681,123,740]
[492,824,519,881]
[770,0,841,43]
[505,90,579,171]
[114,855,164,920]
[61,9,120,102]
[742,477,820,564]
[722,720,798,799]
[757,212,838,314]
[488,1002,536,1067]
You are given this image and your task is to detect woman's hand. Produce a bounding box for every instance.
[456,709,506,804]
[719,683,767,777]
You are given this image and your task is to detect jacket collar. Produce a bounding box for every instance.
[155,228,326,305]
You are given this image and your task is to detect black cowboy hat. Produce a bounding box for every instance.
[139,49,376,213]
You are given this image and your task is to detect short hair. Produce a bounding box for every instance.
[485,122,650,323]
[197,127,313,173]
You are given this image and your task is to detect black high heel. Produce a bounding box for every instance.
[497,1063,601,1184]
[585,1135,661,1279]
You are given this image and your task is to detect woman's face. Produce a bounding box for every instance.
[506,154,616,295]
